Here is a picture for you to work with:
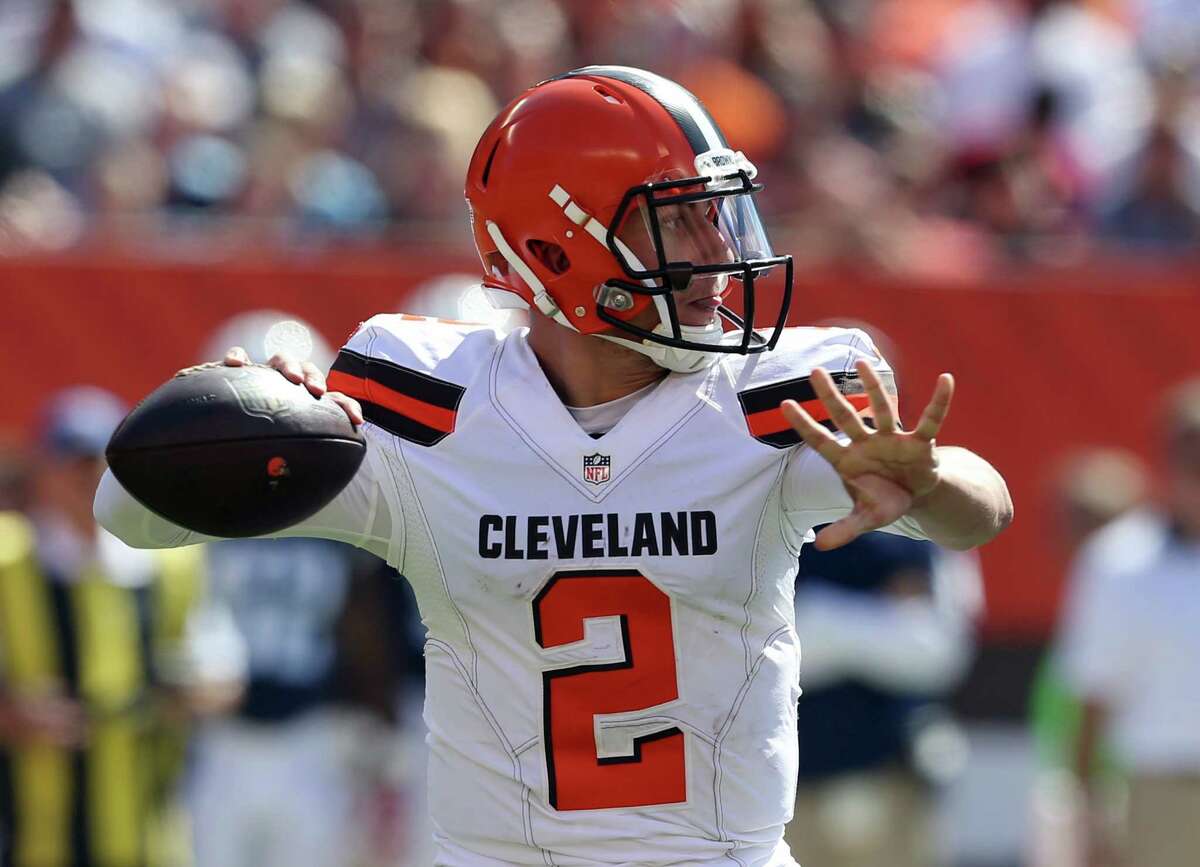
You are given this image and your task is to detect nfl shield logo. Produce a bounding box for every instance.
[583,453,611,485]
[225,373,296,422]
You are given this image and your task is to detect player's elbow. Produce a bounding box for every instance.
[93,483,125,539]
[926,505,1011,551]
[999,485,1015,533]
[983,479,1015,544]
[93,496,150,549]
[943,473,1014,551]
[93,470,182,549]
[938,517,1007,552]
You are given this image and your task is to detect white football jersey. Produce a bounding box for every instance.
[95,314,925,867]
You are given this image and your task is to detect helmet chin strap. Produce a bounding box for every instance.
[596,329,723,373]
[544,184,729,373]
[595,286,727,373]
[593,236,727,374]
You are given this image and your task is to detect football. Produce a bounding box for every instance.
[106,363,365,537]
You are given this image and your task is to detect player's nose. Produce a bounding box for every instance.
[694,221,733,264]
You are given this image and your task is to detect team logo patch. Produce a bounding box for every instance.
[583,453,611,485]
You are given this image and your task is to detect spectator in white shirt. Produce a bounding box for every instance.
[1058,377,1200,867]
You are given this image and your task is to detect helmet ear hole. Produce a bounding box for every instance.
[526,239,570,275]
[483,250,509,279]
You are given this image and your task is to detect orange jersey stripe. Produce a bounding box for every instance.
[746,393,871,437]
[327,369,368,401]
[327,369,458,433]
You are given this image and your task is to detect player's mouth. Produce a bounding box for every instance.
[686,295,722,312]
[676,277,729,326]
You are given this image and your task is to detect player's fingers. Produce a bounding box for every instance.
[268,352,304,384]
[780,400,843,465]
[223,346,250,367]
[327,392,364,427]
[300,361,327,397]
[815,474,911,549]
[813,511,872,551]
[856,360,897,434]
[913,373,955,441]
[812,368,871,442]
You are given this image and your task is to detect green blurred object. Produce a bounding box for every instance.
[1028,652,1122,780]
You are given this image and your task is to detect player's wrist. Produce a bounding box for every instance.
[907,466,942,503]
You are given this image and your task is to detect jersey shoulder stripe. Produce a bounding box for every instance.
[738,373,873,448]
[327,313,493,447]
[731,326,895,449]
[329,348,465,446]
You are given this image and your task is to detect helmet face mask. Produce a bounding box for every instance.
[599,161,792,355]
[464,65,795,372]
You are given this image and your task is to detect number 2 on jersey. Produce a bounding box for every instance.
[533,569,686,810]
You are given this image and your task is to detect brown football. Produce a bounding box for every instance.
[106,364,365,537]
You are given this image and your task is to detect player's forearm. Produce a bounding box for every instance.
[95,465,393,558]
[93,469,210,549]
[907,447,1012,550]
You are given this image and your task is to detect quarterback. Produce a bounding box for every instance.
[95,67,1011,866]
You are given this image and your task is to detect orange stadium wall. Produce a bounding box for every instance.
[2,251,1198,640]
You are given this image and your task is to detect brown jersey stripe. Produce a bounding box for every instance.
[329,348,367,379]
[739,375,820,416]
[737,369,894,417]
[739,370,886,448]
[331,349,465,411]
[751,416,872,449]
[328,349,465,446]
[327,370,455,446]
[360,402,451,447]
[328,370,457,433]
[757,429,803,448]
[745,393,872,438]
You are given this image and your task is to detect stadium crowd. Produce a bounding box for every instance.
[0,0,1198,273]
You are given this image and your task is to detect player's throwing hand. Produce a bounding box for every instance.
[781,360,954,551]
[222,345,364,426]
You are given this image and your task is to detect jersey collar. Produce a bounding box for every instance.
[489,330,719,502]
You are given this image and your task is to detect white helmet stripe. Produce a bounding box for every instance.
[485,220,577,330]
[550,184,656,286]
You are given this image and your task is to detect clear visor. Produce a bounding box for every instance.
[590,150,794,358]
[613,186,776,280]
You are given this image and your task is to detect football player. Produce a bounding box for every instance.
[96,67,1011,866]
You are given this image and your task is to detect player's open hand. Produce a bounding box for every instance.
[781,360,953,550]
[223,346,364,426]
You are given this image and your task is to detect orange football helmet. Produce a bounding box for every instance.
[465,66,793,372]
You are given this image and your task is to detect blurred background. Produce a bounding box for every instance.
[0,1,1198,866]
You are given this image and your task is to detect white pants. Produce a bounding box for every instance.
[188,711,355,867]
